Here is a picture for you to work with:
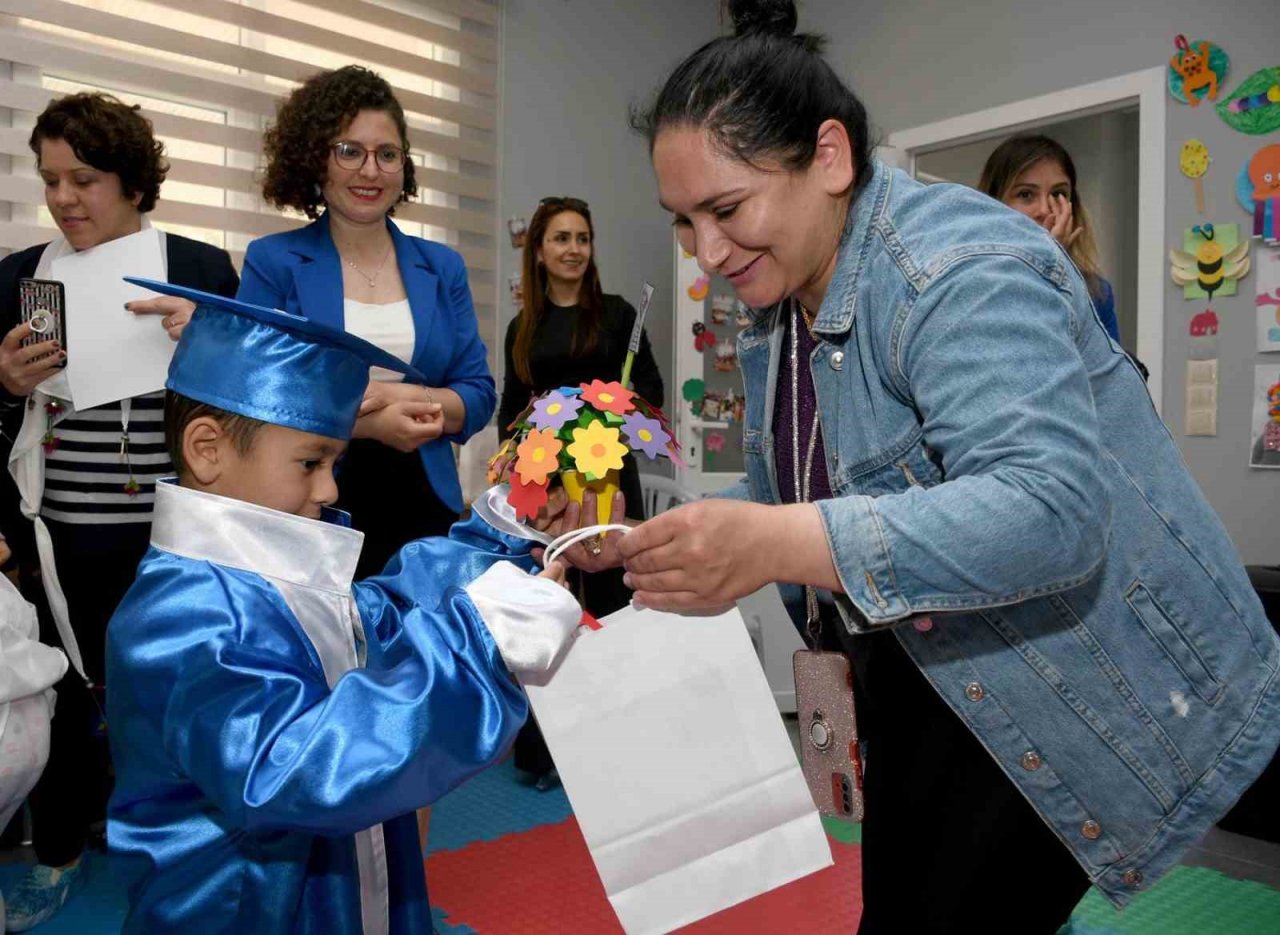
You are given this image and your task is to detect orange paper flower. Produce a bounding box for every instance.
[567,420,628,478]
[513,428,563,486]
[506,476,549,521]
[579,379,635,416]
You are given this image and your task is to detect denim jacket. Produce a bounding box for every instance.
[735,162,1280,906]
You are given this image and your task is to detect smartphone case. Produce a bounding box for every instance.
[793,649,865,822]
[17,278,66,357]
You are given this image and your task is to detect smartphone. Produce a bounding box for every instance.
[17,278,66,364]
[794,649,865,822]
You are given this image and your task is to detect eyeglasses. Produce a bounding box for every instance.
[539,196,589,212]
[331,141,406,173]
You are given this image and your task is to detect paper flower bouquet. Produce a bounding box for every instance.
[488,379,682,524]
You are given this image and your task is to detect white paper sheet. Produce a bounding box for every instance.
[522,605,831,935]
[51,228,169,410]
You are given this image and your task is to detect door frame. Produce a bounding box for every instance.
[882,66,1167,412]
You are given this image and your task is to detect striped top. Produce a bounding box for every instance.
[41,391,170,525]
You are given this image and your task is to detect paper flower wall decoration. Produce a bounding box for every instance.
[491,379,682,524]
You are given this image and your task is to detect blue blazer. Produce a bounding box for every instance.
[238,213,496,514]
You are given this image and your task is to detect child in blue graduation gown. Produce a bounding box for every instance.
[105,283,580,934]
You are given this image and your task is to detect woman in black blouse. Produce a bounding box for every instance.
[499,196,664,782]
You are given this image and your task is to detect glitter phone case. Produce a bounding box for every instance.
[793,649,864,822]
[17,278,66,360]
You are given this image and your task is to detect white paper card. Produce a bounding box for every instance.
[522,605,831,935]
[51,229,169,410]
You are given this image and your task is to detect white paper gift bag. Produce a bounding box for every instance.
[520,604,832,935]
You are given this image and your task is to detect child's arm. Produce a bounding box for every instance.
[153,561,578,838]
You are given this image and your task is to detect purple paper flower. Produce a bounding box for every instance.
[529,390,584,430]
[622,411,671,460]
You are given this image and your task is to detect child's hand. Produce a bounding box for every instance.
[537,559,569,589]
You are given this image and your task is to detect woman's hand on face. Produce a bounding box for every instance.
[1044,193,1082,248]
[618,499,778,612]
[355,398,442,452]
[0,322,64,396]
[127,296,197,342]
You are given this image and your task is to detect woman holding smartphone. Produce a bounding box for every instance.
[0,92,237,932]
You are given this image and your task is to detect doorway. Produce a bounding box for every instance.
[882,66,1167,411]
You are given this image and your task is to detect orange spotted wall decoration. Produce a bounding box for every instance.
[1168,35,1229,107]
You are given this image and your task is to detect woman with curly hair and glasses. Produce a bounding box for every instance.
[239,65,496,578]
[0,91,238,931]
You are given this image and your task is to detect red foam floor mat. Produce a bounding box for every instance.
[426,817,862,933]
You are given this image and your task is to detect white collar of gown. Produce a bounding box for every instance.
[149,478,363,593]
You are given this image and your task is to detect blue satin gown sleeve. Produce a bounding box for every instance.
[437,256,497,444]
[160,559,530,837]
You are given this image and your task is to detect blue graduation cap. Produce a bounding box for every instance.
[126,277,425,441]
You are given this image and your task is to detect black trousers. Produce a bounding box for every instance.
[27,519,151,867]
[824,622,1090,935]
[337,439,459,579]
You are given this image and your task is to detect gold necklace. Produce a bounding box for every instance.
[341,241,393,288]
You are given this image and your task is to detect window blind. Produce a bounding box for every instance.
[0,0,499,341]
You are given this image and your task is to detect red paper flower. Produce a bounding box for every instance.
[507,476,549,521]
[580,379,635,416]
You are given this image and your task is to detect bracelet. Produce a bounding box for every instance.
[423,385,435,405]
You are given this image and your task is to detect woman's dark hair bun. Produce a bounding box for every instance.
[728,0,797,38]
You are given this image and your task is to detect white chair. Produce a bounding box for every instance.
[638,472,697,517]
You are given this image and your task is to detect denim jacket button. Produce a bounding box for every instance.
[1122,869,1143,888]
[1081,820,1102,840]
[964,682,984,702]
[829,351,844,371]
[1020,750,1042,771]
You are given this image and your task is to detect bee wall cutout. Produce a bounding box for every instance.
[1171,223,1250,300]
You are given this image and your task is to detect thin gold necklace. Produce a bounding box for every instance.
[341,240,393,288]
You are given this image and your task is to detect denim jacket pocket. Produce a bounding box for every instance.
[1125,580,1224,705]
[835,429,944,498]
[741,428,775,504]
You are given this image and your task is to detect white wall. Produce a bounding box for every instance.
[807,0,1280,564]
[497,0,720,467]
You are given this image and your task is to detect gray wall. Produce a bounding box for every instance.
[497,0,720,473]
[807,0,1280,563]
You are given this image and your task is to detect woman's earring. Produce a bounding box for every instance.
[313,182,324,201]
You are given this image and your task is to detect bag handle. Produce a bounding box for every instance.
[544,523,631,570]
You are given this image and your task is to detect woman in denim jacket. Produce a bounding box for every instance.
[612,2,1280,932]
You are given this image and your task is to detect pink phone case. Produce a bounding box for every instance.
[793,649,865,822]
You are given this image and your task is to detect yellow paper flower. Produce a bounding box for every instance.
[567,420,627,478]
[514,428,563,486]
